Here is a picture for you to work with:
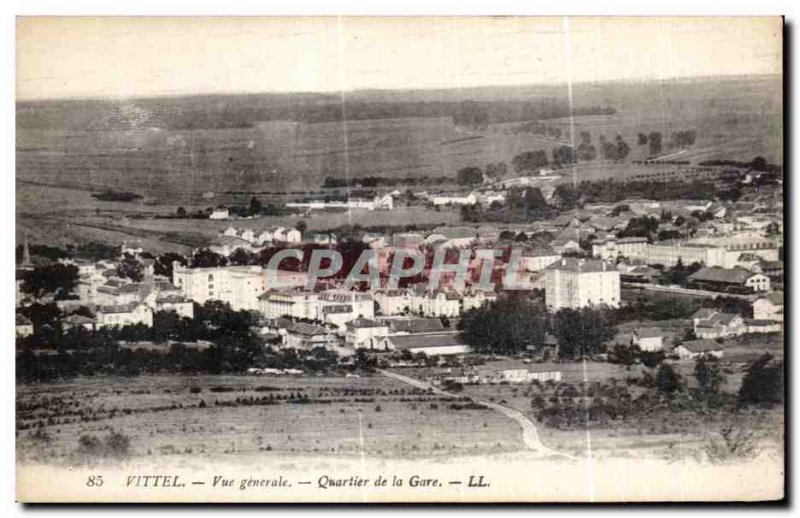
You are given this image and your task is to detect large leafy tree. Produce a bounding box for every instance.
[228,247,257,266]
[154,252,187,278]
[618,215,660,240]
[659,259,703,286]
[552,308,615,360]
[190,248,228,268]
[456,167,484,186]
[460,296,547,355]
[19,302,62,331]
[116,253,144,282]
[738,354,783,407]
[506,187,549,212]
[22,263,79,299]
[512,150,549,173]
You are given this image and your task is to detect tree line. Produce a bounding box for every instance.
[16,300,341,382]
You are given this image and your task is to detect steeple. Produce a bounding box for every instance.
[21,232,33,270]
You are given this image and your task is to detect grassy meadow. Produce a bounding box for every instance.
[16,374,525,466]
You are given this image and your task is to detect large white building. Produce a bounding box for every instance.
[221,226,302,246]
[209,208,230,220]
[522,248,562,272]
[209,235,258,257]
[431,193,478,206]
[345,318,390,349]
[373,289,415,316]
[545,258,620,311]
[643,241,727,268]
[461,290,497,312]
[376,332,471,356]
[405,290,462,318]
[257,288,375,327]
[286,194,393,212]
[616,237,781,269]
[95,303,154,329]
[154,293,195,319]
[173,265,267,311]
[318,290,375,320]
[632,236,778,268]
[591,237,649,261]
[258,289,320,320]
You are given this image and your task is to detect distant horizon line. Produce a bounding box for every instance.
[15,72,781,104]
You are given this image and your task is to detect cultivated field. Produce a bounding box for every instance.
[16,374,524,466]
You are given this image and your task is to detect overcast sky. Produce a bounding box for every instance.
[17,16,782,100]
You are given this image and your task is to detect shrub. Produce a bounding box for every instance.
[105,431,131,458]
[76,431,132,459]
[77,434,103,456]
[655,364,683,395]
[703,426,758,464]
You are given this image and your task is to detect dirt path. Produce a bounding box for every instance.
[378,369,575,460]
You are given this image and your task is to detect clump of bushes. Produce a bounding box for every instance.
[703,425,758,464]
[448,402,487,411]
[209,386,236,393]
[77,430,132,459]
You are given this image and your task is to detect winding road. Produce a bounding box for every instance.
[378,369,575,460]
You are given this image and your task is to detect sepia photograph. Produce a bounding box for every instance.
[13,15,785,503]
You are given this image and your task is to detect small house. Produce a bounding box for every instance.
[673,339,724,360]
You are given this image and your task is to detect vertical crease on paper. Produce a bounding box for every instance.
[563,15,595,503]
[336,15,353,225]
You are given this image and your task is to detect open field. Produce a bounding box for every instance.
[398,351,784,462]
[458,367,783,461]
[15,179,460,250]
[17,77,781,197]
[16,374,524,466]
[16,76,782,251]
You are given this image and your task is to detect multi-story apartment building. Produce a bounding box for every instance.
[95,302,154,329]
[545,258,620,311]
[591,237,649,261]
[258,289,320,320]
[643,241,728,268]
[639,237,780,269]
[345,318,390,349]
[373,289,415,316]
[461,290,497,312]
[522,248,563,272]
[317,290,375,320]
[411,290,462,318]
[173,265,267,311]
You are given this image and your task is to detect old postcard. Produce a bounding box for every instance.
[15,16,784,503]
